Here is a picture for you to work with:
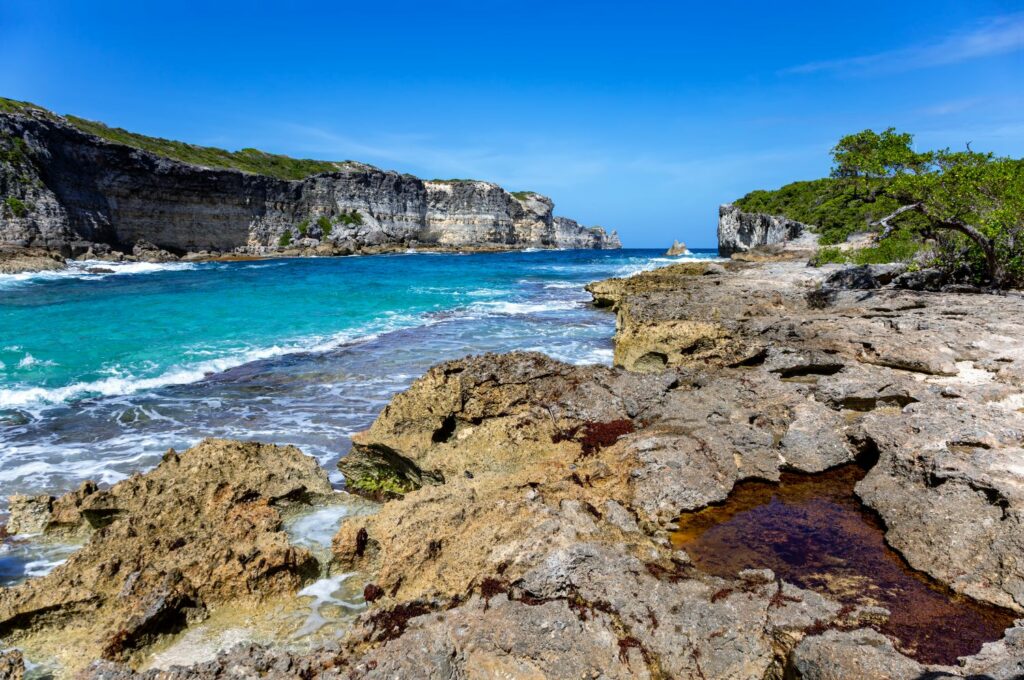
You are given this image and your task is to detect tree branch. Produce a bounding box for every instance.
[871,202,1001,285]
[872,202,923,239]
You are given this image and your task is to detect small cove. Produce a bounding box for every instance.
[671,465,1017,665]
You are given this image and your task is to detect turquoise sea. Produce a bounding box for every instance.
[0,248,716,585]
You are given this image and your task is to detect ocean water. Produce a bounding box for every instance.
[0,249,716,499]
[0,248,716,588]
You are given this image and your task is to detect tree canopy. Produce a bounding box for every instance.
[829,128,1023,288]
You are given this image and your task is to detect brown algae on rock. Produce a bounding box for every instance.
[671,464,1016,665]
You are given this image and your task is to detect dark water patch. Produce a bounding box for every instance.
[671,465,1016,665]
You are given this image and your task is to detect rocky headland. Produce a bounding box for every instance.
[3,233,1024,678]
[0,99,619,267]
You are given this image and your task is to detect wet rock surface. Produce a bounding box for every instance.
[0,439,332,673]
[0,246,65,274]
[7,259,1024,678]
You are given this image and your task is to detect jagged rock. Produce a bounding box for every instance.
[0,649,25,680]
[893,267,945,291]
[958,623,1024,679]
[0,439,332,673]
[822,264,906,290]
[855,399,1024,611]
[17,254,1024,678]
[131,241,178,263]
[5,495,52,535]
[339,351,676,498]
[665,239,688,256]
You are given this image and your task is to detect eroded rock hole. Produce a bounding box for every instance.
[634,352,668,371]
[431,414,457,443]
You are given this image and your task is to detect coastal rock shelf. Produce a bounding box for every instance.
[3,257,1024,678]
[0,102,620,256]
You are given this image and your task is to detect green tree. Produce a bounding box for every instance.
[278,229,292,247]
[830,129,1023,287]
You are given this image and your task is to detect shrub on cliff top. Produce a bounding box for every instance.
[811,229,924,267]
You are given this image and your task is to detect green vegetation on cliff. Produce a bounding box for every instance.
[336,208,363,226]
[3,196,30,217]
[64,116,350,180]
[1,96,357,180]
[735,178,900,245]
[811,230,923,266]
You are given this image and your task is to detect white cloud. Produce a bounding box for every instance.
[783,12,1024,76]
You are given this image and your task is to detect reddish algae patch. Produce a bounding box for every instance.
[671,465,1015,665]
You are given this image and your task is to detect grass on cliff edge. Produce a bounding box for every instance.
[1,96,361,181]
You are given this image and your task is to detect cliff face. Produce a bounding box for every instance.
[717,203,817,256]
[0,108,619,254]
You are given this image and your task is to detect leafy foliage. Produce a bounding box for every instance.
[297,219,309,237]
[740,127,1022,287]
[278,229,293,247]
[336,209,363,226]
[0,135,31,166]
[830,129,1023,287]
[0,96,360,181]
[3,196,30,217]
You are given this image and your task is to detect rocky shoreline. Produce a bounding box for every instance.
[2,252,1024,678]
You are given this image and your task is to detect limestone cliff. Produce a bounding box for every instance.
[0,105,619,255]
[717,203,817,256]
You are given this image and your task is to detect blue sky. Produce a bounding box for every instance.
[1,1,1022,247]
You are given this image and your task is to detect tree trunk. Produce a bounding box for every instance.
[873,203,1002,287]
